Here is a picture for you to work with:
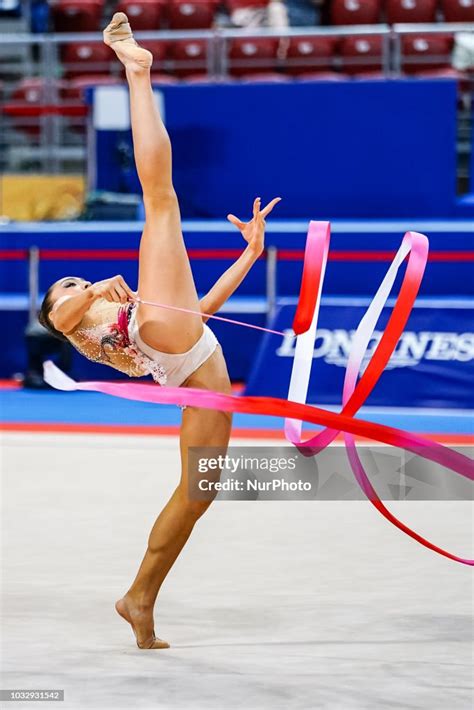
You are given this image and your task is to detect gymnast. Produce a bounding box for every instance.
[38,12,280,650]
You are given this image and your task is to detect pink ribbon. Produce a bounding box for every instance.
[44,221,473,565]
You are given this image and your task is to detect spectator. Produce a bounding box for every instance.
[226,0,292,28]
[31,1,50,33]
[285,0,324,26]
[267,0,289,27]
[452,32,474,71]
[227,0,268,28]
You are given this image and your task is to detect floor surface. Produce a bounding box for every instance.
[1,432,472,710]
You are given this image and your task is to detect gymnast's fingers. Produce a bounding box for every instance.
[253,197,261,220]
[260,197,281,218]
[113,284,129,303]
[227,214,245,230]
[117,275,135,300]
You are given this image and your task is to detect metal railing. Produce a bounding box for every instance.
[0,22,472,177]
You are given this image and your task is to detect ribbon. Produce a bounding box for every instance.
[43,221,474,565]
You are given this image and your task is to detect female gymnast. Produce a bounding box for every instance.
[38,12,280,650]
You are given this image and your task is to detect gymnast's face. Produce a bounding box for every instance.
[49,277,92,308]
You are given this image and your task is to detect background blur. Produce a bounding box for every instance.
[0,0,473,410]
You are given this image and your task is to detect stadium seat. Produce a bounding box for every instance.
[10,77,69,104]
[331,0,382,25]
[168,0,218,29]
[169,39,209,77]
[183,74,237,84]
[400,34,453,73]
[340,35,385,74]
[62,42,113,77]
[228,38,279,77]
[385,0,437,23]
[6,78,70,136]
[115,1,165,30]
[284,37,339,75]
[225,0,268,10]
[150,73,179,85]
[441,0,474,22]
[295,71,349,81]
[51,1,104,32]
[351,70,390,79]
[66,75,124,101]
[239,72,290,83]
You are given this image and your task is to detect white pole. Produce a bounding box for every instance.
[28,245,40,326]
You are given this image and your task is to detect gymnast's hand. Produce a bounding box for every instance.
[227,197,281,256]
[91,275,136,304]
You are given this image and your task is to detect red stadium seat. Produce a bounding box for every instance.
[284,37,339,75]
[340,35,385,74]
[226,0,268,7]
[239,72,290,83]
[331,0,382,25]
[352,70,389,79]
[385,0,437,23]
[180,74,212,84]
[65,75,124,101]
[6,78,71,136]
[400,34,453,73]
[228,38,279,77]
[441,0,474,22]
[62,42,113,77]
[10,77,69,103]
[151,73,179,85]
[51,1,104,32]
[169,39,209,77]
[295,71,350,81]
[183,74,239,84]
[115,1,165,30]
[168,0,218,29]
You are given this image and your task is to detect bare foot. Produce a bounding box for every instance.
[115,595,170,649]
[103,12,153,71]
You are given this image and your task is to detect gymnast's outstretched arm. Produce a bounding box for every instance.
[200,196,281,320]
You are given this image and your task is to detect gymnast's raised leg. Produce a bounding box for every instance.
[104,12,203,353]
[104,13,233,649]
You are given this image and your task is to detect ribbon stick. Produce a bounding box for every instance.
[43,220,474,565]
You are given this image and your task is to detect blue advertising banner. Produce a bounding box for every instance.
[90,80,458,218]
[245,298,474,408]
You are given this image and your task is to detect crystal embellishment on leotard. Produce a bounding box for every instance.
[66,301,168,385]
